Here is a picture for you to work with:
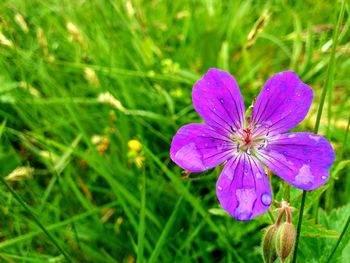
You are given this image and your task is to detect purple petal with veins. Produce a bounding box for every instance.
[192,68,245,135]
[216,154,272,221]
[170,124,235,172]
[256,132,335,190]
[250,71,313,136]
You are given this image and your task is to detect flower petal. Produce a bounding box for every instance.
[216,153,272,221]
[250,71,313,136]
[192,68,245,135]
[257,132,335,190]
[170,124,234,172]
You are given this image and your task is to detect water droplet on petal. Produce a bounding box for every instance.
[296,93,301,96]
[218,185,223,191]
[294,165,315,187]
[234,188,255,221]
[247,148,251,155]
[244,168,249,174]
[212,107,216,112]
[321,175,327,180]
[236,211,252,221]
[219,98,224,104]
[307,159,311,163]
[261,194,272,206]
[266,88,270,92]
[283,151,288,155]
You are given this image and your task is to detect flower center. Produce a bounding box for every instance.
[231,125,270,155]
[243,128,252,144]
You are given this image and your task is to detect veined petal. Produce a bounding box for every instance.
[257,132,335,190]
[250,71,313,136]
[216,153,272,221]
[192,68,245,135]
[170,124,235,172]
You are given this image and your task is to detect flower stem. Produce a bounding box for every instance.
[326,214,350,263]
[292,190,307,263]
[0,176,73,263]
[313,0,345,133]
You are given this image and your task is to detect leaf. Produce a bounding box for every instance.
[332,160,350,179]
[301,219,340,238]
[319,203,350,262]
[208,207,229,217]
[291,185,329,214]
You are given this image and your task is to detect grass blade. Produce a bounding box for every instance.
[144,146,244,263]
[137,169,147,263]
[149,196,183,263]
[0,176,73,262]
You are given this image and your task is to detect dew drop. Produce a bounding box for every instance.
[247,148,251,155]
[212,107,216,112]
[261,194,272,206]
[219,98,224,104]
[296,92,301,97]
[307,159,311,163]
[236,211,252,221]
[321,175,327,180]
[287,98,291,102]
[283,151,288,155]
[244,168,249,174]
[266,88,270,92]
[218,185,223,191]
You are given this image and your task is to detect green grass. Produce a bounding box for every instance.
[0,0,349,262]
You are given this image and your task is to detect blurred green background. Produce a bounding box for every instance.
[0,0,349,262]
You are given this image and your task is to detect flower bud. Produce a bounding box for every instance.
[275,222,296,262]
[262,224,278,263]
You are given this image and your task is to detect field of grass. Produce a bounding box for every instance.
[0,0,349,262]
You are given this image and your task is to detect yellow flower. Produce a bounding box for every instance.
[128,139,142,152]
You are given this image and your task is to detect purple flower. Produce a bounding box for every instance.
[170,69,335,221]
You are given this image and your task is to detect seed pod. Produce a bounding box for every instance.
[262,224,278,263]
[275,222,296,262]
